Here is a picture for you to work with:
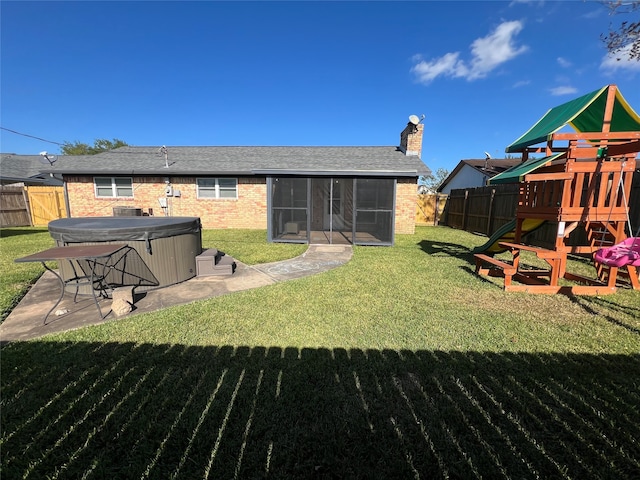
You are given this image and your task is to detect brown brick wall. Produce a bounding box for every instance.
[64,175,267,229]
[64,175,416,235]
[395,178,417,234]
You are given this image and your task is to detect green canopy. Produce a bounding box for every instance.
[489,152,565,185]
[505,85,640,153]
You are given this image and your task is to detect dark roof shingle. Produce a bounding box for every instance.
[42,146,431,177]
[1,154,63,185]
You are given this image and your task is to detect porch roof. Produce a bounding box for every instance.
[41,146,431,178]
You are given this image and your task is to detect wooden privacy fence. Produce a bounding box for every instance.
[0,186,31,227]
[0,185,67,227]
[444,184,519,235]
[441,172,640,245]
[416,193,447,225]
[26,186,67,226]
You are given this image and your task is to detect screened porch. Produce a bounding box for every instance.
[268,177,396,245]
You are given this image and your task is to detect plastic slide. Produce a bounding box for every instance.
[471,218,546,254]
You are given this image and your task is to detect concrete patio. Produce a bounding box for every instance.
[1,244,352,344]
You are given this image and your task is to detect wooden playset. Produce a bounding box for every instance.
[474,84,640,295]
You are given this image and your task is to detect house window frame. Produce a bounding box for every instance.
[196,177,238,200]
[94,176,134,198]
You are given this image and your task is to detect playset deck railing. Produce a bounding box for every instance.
[516,155,636,223]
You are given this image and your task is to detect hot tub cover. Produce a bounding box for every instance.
[49,217,201,243]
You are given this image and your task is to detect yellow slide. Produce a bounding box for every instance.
[471,218,546,254]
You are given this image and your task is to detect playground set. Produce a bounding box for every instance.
[474,84,640,295]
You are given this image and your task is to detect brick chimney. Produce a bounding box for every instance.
[399,119,424,158]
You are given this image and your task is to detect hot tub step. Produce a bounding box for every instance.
[196,249,236,276]
[213,254,236,275]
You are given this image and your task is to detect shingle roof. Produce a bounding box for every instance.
[41,146,431,177]
[437,158,521,192]
[0,154,64,185]
[459,158,522,175]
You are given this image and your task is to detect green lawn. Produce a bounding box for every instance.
[0,227,54,322]
[2,226,639,479]
[0,228,306,322]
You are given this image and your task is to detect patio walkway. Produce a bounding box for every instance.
[0,244,352,344]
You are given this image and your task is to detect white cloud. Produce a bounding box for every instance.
[411,21,528,84]
[509,0,544,6]
[557,57,572,68]
[467,21,529,79]
[581,8,602,20]
[549,86,578,96]
[600,45,640,72]
[512,80,531,88]
[411,52,468,83]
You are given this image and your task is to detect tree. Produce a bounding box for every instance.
[601,1,640,61]
[61,138,128,155]
[420,168,450,193]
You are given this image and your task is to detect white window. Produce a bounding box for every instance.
[94,177,133,198]
[197,178,238,199]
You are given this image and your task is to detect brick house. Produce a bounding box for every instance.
[44,119,430,245]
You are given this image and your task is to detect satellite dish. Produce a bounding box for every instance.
[39,152,57,166]
[484,151,492,160]
[417,184,429,194]
[409,115,420,125]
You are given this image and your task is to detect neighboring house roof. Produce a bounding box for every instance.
[41,146,431,178]
[505,84,640,153]
[437,158,521,192]
[0,154,64,186]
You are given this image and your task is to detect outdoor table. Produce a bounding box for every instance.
[15,244,128,324]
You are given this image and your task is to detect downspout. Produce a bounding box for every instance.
[329,179,333,243]
[62,176,71,218]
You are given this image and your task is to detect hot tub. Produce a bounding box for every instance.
[48,216,202,290]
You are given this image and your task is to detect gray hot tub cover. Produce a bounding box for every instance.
[48,217,201,244]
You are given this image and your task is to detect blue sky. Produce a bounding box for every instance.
[2,0,639,174]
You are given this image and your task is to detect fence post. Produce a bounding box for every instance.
[22,186,33,226]
[486,188,495,235]
[462,189,469,231]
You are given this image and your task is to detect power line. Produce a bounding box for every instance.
[0,127,64,146]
